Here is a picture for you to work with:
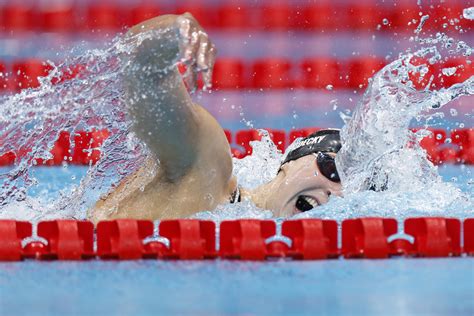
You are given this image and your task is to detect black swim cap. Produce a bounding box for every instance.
[281,129,341,166]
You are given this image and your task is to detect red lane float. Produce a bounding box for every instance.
[71,129,110,165]
[0,220,31,261]
[404,217,461,257]
[0,127,472,166]
[39,7,76,33]
[282,219,338,259]
[252,58,293,89]
[1,3,470,33]
[87,4,124,31]
[301,58,342,89]
[451,129,474,164]
[342,217,398,258]
[12,59,53,91]
[1,218,473,261]
[212,59,246,90]
[159,220,216,259]
[220,220,276,260]
[97,219,153,260]
[37,220,94,260]
[1,57,471,92]
[464,219,474,256]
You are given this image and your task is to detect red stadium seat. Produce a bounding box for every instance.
[39,7,76,32]
[298,3,337,30]
[301,58,342,89]
[12,59,53,90]
[97,219,154,259]
[37,220,94,260]
[259,4,293,30]
[404,217,461,257]
[159,220,216,259]
[87,4,124,31]
[1,4,36,32]
[128,3,161,26]
[282,219,338,259]
[342,218,398,258]
[220,220,276,260]
[252,58,293,89]
[346,57,386,89]
[0,220,32,261]
[212,59,246,89]
[216,5,249,29]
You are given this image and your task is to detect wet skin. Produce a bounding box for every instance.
[90,13,342,221]
[248,153,342,217]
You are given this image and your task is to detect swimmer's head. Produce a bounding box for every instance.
[257,129,343,217]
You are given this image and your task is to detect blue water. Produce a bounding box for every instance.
[22,163,474,201]
[1,259,473,316]
[0,164,472,315]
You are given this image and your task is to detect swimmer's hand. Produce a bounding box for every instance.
[175,13,217,92]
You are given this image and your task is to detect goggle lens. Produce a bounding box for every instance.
[316,152,340,183]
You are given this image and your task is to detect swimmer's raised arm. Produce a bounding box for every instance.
[123,14,219,181]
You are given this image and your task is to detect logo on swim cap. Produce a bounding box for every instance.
[292,135,327,149]
[281,129,341,166]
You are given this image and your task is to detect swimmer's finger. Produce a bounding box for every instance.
[196,32,209,71]
[202,45,216,90]
[183,64,198,93]
[177,17,199,65]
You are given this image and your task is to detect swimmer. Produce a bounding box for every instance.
[90,13,342,222]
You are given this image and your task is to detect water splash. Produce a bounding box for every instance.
[0,31,166,221]
[0,17,472,223]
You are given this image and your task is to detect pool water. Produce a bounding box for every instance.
[0,164,473,316]
[1,258,473,315]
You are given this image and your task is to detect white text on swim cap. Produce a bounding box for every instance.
[294,135,326,148]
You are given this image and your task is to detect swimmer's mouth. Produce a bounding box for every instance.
[295,195,319,212]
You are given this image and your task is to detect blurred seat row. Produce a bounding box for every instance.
[1,127,473,166]
[1,217,473,261]
[0,2,471,33]
[0,57,471,92]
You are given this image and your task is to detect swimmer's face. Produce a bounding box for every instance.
[265,153,342,217]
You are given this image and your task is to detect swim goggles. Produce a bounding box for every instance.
[314,152,340,183]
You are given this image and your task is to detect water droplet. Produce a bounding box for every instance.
[325,84,333,91]
[442,67,457,76]
[463,7,474,20]
[450,108,458,116]
[382,18,389,25]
